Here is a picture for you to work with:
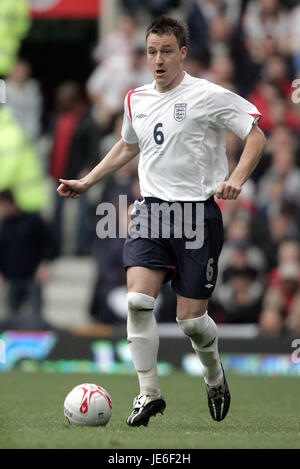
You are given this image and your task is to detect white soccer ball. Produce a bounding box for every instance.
[64,383,112,426]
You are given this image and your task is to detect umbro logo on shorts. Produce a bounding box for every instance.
[137,114,147,118]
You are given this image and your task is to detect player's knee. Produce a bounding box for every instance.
[176,313,213,338]
[127,292,155,313]
[177,317,200,338]
[177,314,218,349]
[176,300,207,321]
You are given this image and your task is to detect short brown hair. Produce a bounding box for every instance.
[146,15,189,48]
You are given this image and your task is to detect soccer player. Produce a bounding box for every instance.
[57,16,266,426]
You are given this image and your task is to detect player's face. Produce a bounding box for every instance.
[146,33,187,92]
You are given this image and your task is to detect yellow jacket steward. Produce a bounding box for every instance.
[0,0,31,76]
[0,106,49,212]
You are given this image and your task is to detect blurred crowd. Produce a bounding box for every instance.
[0,0,300,336]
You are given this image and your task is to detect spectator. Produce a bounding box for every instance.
[90,234,128,324]
[184,48,213,80]
[122,0,181,17]
[92,14,142,65]
[251,123,299,182]
[87,44,152,130]
[217,154,257,229]
[48,81,101,254]
[186,0,242,56]
[186,1,261,96]
[253,204,300,270]
[256,173,286,221]
[6,59,42,142]
[186,1,210,55]
[248,78,300,134]
[258,240,300,335]
[212,264,263,324]
[268,125,298,157]
[0,0,31,77]
[257,144,300,209]
[208,14,233,59]
[288,4,300,73]
[261,54,293,99]
[285,294,300,334]
[100,111,124,156]
[144,0,181,17]
[277,239,300,264]
[259,261,300,335]
[0,190,57,316]
[216,217,267,301]
[259,306,283,335]
[209,55,236,90]
[267,239,300,287]
[243,0,291,64]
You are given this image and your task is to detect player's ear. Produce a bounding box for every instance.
[180,46,187,61]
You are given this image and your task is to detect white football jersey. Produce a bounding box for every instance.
[121,72,261,201]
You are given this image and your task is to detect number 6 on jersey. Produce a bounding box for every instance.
[154,123,164,145]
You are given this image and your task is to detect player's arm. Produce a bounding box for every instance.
[57,139,140,198]
[216,124,266,200]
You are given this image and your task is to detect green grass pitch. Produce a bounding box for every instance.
[0,371,299,449]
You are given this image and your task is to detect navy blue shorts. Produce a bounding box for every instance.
[123,196,224,299]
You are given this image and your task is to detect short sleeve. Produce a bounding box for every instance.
[121,94,139,144]
[206,82,261,140]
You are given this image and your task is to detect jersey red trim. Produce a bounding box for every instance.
[127,88,146,123]
[249,113,261,124]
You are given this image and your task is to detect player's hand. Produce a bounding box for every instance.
[215,179,242,200]
[57,178,88,198]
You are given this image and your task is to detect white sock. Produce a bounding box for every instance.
[127,292,161,398]
[177,312,223,386]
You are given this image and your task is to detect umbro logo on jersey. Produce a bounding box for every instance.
[174,103,187,122]
[137,113,147,118]
[205,283,214,288]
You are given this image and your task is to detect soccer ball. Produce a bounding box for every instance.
[64,383,112,426]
